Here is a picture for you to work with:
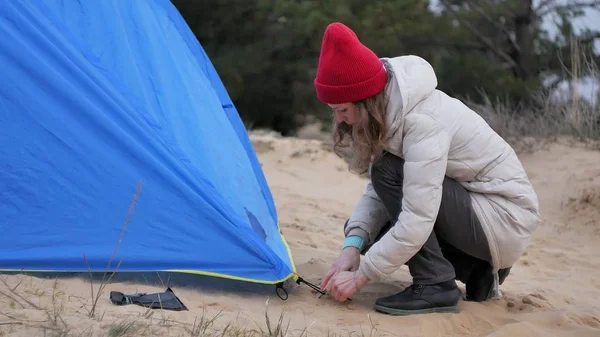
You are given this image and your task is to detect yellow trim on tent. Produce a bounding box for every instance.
[0,225,301,286]
[163,269,295,285]
[167,227,300,285]
[279,226,299,275]
[0,268,296,285]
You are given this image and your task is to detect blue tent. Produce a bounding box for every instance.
[0,0,297,286]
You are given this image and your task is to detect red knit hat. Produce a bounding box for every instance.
[314,22,387,104]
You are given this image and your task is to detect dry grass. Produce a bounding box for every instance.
[466,36,600,153]
[0,276,380,336]
[84,180,142,319]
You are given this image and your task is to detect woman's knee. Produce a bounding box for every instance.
[370,151,405,188]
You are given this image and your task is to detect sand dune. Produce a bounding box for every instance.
[1,132,599,336]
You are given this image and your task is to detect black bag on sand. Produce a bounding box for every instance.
[109,287,188,311]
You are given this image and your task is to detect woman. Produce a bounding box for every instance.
[315,22,541,316]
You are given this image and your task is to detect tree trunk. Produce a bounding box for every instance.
[514,0,535,81]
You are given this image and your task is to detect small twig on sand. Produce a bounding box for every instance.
[0,321,23,326]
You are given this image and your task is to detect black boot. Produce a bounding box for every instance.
[374,280,461,316]
[498,267,511,285]
[465,264,512,302]
[465,262,494,301]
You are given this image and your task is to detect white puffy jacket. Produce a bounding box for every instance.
[345,55,541,284]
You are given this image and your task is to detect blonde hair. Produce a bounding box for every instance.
[332,61,393,175]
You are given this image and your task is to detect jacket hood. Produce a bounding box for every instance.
[381,55,438,144]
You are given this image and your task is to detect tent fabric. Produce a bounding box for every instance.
[0,0,296,284]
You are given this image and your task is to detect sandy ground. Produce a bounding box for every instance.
[1,132,599,336]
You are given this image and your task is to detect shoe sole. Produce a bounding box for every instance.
[374,304,459,316]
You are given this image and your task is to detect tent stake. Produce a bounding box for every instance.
[295,276,326,298]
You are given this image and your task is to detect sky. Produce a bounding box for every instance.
[533,0,600,102]
[428,0,600,102]
[428,0,600,33]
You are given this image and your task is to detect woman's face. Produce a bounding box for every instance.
[328,102,357,125]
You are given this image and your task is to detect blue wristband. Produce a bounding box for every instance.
[343,236,365,251]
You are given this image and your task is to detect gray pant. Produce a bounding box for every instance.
[346,151,493,285]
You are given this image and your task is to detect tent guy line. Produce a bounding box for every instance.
[275,275,329,301]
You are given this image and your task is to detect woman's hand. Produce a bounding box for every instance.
[320,247,361,290]
[326,269,370,302]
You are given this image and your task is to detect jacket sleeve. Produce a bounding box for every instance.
[344,176,390,246]
[359,114,450,281]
